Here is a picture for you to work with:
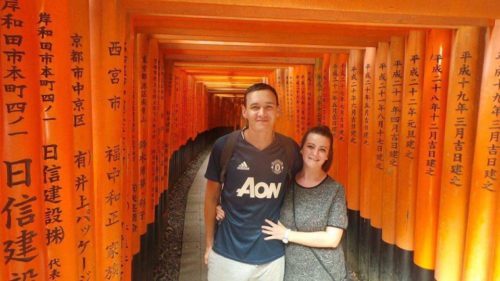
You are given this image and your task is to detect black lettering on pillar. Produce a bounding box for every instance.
[482,53,500,191]
[4,159,32,187]
[375,62,387,170]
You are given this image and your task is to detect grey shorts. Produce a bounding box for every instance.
[207,249,285,281]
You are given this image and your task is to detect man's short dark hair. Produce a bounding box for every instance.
[244,83,279,106]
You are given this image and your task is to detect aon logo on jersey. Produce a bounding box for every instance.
[236,177,281,199]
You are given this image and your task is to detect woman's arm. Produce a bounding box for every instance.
[261,219,343,248]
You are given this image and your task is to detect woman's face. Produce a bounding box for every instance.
[300,133,330,170]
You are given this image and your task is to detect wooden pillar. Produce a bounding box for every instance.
[435,26,484,281]
[121,15,135,281]
[336,54,349,187]
[134,33,148,256]
[359,47,376,281]
[395,30,426,281]
[369,41,389,281]
[69,0,97,280]
[89,1,125,279]
[462,21,499,281]
[413,29,451,280]
[347,49,363,273]
[321,54,331,126]
[39,1,81,279]
[1,1,46,280]
[381,36,405,281]
[329,54,340,179]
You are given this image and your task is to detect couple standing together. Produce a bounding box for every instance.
[204,83,348,281]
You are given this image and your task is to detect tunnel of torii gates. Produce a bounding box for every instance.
[0,0,499,281]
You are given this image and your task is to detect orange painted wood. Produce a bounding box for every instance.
[321,54,331,126]
[328,54,340,179]
[0,1,47,280]
[163,60,173,183]
[286,67,298,141]
[493,195,500,280]
[307,65,315,129]
[126,2,494,28]
[272,69,285,134]
[435,26,483,281]
[157,59,165,198]
[347,49,363,211]
[39,1,80,279]
[129,33,140,256]
[413,29,451,270]
[168,68,178,152]
[195,79,202,134]
[360,47,376,219]
[189,75,197,138]
[382,36,405,244]
[336,53,349,187]
[488,201,500,280]
[284,67,293,139]
[313,57,323,125]
[69,0,97,279]
[395,30,426,251]
[370,42,389,229]
[462,21,499,281]
[121,18,136,280]
[295,66,307,140]
[89,1,125,279]
[135,33,148,238]
[145,38,159,225]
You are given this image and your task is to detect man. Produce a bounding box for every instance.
[204,83,300,281]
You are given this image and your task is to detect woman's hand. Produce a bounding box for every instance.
[215,205,225,221]
[261,219,287,241]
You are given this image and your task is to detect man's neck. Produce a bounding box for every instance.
[243,127,275,150]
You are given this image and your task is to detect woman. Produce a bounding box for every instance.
[217,125,348,281]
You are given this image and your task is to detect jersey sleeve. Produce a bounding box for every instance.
[327,183,348,230]
[204,135,226,182]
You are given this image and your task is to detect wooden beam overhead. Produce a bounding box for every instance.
[160,49,325,58]
[153,35,376,49]
[124,0,497,97]
[173,62,291,69]
[124,0,495,28]
[160,43,350,55]
[165,54,317,64]
[135,15,408,49]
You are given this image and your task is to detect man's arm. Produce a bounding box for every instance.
[204,179,222,264]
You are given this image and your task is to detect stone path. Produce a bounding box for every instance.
[178,156,209,281]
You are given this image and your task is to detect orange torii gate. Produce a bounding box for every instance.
[1,2,498,281]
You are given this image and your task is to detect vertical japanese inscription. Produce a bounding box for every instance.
[389,59,403,167]
[483,51,499,192]
[425,53,444,176]
[375,62,387,170]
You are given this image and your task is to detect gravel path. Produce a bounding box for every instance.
[153,148,211,281]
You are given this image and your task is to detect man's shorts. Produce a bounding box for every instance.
[207,249,285,281]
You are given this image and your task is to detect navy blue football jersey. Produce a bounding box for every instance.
[205,131,300,264]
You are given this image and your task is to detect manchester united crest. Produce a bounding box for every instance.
[270,159,284,175]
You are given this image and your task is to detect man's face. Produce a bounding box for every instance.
[242,90,279,132]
